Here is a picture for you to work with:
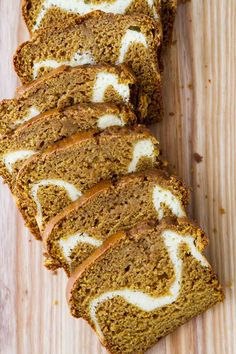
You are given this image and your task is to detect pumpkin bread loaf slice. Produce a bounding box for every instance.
[67,218,224,354]
[0,103,136,190]
[22,0,176,45]
[14,11,162,122]
[14,125,159,240]
[0,64,137,137]
[43,169,189,276]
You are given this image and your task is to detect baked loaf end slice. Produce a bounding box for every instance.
[0,64,137,137]
[67,218,224,354]
[43,169,189,276]
[14,11,162,122]
[0,103,136,190]
[14,125,159,239]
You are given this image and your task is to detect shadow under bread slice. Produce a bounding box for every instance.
[67,218,224,354]
[14,125,159,240]
[43,169,189,276]
[0,103,136,191]
[14,11,162,123]
[0,64,137,137]
[22,0,176,45]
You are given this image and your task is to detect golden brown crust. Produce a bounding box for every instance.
[21,0,28,26]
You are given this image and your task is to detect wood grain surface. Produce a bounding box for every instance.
[0,1,235,353]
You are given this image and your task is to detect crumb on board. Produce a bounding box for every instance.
[205,195,208,199]
[169,112,175,116]
[208,79,212,83]
[224,282,233,289]
[52,270,58,276]
[213,228,217,234]
[188,83,193,89]
[219,208,226,215]
[53,300,59,306]
[193,152,203,163]
[197,184,200,188]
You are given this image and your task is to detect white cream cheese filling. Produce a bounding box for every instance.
[116,29,148,64]
[33,51,95,79]
[59,233,103,263]
[92,72,130,103]
[33,0,158,31]
[97,114,125,129]
[153,186,186,219]
[3,150,36,174]
[13,107,41,128]
[30,179,81,229]
[90,230,209,338]
[128,139,155,173]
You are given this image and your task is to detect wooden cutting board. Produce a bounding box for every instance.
[0,1,235,353]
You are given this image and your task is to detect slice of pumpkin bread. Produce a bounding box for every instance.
[14,11,162,122]
[43,169,189,276]
[14,125,159,239]
[67,218,224,354]
[0,64,137,137]
[0,103,136,190]
[22,0,176,45]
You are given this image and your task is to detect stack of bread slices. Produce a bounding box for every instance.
[0,1,223,354]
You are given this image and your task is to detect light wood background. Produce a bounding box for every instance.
[0,1,235,353]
